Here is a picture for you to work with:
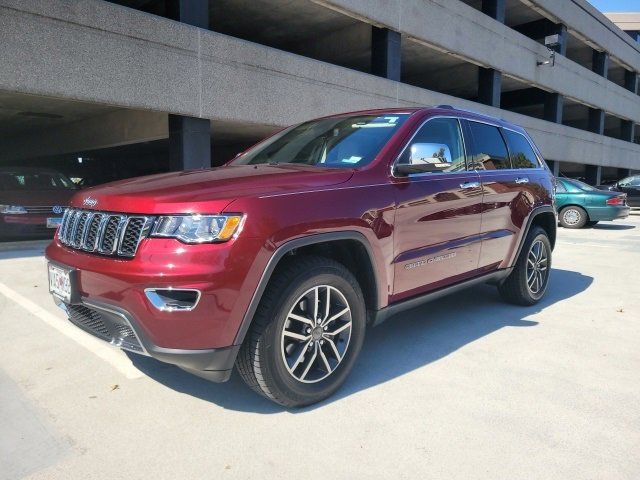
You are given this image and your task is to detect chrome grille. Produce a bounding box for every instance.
[58,208,151,258]
[25,205,60,214]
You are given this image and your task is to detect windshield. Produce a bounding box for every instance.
[0,171,76,190]
[564,178,598,192]
[231,114,410,168]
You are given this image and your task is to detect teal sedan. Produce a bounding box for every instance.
[556,178,630,228]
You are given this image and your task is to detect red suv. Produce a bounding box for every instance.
[46,107,556,406]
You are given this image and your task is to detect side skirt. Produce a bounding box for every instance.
[372,268,512,327]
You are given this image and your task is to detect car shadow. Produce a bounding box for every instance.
[128,268,593,413]
[591,224,635,230]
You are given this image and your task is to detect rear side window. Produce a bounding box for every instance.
[504,130,540,169]
[467,121,511,170]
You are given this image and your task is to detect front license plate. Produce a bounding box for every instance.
[47,217,63,228]
[48,263,74,303]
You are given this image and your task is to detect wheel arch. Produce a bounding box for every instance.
[233,232,382,345]
[510,206,557,268]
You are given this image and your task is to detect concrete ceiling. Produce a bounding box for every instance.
[0,92,118,137]
[457,0,544,27]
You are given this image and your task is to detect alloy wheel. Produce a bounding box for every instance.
[526,239,549,295]
[563,208,581,226]
[280,285,352,383]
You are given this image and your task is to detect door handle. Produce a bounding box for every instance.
[460,181,480,189]
[515,177,529,184]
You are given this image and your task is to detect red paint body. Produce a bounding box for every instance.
[45,108,555,353]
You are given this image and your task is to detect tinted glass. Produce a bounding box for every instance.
[397,117,466,173]
[555,180,567,193]
[619,175,640,187]
[0,171,75,190]
[565,178,598,191]
[232,114,410,169]
[467,122,511,170]
[504,130,539,169]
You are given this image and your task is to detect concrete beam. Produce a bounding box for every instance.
[317,0,640,123]
[0,109,168,163]
[371,27,401,81]
[1,0,640,170]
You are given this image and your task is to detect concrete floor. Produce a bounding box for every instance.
[1,214,639,480]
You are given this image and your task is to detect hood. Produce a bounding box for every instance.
[69,164,354,214]
[0,188,76,207]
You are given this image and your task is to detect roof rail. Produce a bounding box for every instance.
[435,104,455,109]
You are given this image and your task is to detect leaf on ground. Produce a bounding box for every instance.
[110,384,119,391]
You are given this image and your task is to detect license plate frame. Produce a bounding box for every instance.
[48,263,79,304]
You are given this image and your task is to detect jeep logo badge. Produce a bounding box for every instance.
[82,197,98,208]
[52,205,64,214]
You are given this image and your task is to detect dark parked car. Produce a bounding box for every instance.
[46,107,556,406]
[0,168,77,240]
[598,175,640,208]
[556,178,630,228]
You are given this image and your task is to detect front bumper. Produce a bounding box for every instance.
[54,295,240,382]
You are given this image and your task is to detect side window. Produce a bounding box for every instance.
[556,180,567,193]
[467,122,511,170]
[503,130,540,169]
[397,118,467,173]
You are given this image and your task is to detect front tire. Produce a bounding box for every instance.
[559,206,588,228]
[236,256,366,407]
[498,226,552,306]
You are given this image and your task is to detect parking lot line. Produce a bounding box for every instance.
[0,282,143,380]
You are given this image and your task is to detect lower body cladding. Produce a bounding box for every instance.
[53,295,240,382]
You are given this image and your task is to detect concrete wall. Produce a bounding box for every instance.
[1,0,640,169]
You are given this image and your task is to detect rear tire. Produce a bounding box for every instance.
[498,226,552,306]
[559,206,588,229]
[236,256,366,407]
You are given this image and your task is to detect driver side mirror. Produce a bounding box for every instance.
[395,143,452,176]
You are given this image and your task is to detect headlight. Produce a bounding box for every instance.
[150,214,244,243]
[0,205,27,214]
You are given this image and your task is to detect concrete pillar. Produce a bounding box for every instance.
[621,120,635,142]
[371,27,401,81]
[624,70,638,94]
[166,0,211,171]
[481,0,505,23]
[546,160,560,176]
[168,115,211,171]
[588,108,605,134]
[478,68,501,107]
[592,50,609,79]
[585,165,602,185]
[166,0,209,28]
[544,93,564,123]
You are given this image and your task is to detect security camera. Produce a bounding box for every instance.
[544,34,561,49]
[537,34,560,67]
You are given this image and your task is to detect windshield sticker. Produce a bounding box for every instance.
[342,156,362,164]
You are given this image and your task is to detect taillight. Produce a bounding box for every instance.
[606,196,624,205]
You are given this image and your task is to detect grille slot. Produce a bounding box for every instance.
[58,208,151,258]
[66,304,144,353]
[25,206,59,214]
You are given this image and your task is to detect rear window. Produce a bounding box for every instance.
[504,130,540,169]
[467,122,511,170]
